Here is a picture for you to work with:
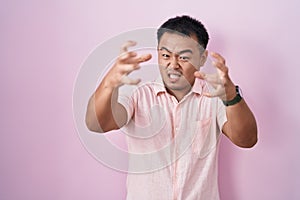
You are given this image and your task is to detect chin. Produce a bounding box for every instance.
[165,82,187,91]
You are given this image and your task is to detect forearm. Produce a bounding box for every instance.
[85,79,127,133]
[85,41,151,133]
[223,99,258,148]
[195,52,257,148]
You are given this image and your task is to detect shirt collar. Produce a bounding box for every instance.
[153,77,167,95]
[191,78,205,95]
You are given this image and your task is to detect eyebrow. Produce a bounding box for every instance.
[159,46,193,55]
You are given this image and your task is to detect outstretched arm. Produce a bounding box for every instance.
[85,41,152,133]
[194,52,257,148]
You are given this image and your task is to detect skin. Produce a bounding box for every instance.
[85,41,152,132]
[157,32,207,101]
[85,33,257,148]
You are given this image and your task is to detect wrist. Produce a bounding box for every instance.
[222,85,243,106]
[102,76,122,90]
[223,84,237,101]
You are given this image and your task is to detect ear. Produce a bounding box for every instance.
[199,50,208,66]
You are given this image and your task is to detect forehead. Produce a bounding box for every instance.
[158,32,201,53]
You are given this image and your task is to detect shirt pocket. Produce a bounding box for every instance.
[191,118,218,159]
[129,104,167,140]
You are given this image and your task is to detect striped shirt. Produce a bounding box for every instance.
[119,78,226,200]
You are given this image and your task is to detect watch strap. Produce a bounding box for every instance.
[222,86,242,106]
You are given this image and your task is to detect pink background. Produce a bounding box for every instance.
[1,0,300,199]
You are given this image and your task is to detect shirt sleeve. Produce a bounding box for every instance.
[216,98,227,133]
[118,85,135,125]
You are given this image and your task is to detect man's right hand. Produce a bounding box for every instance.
[103,40,152,88]
[86,41,152,133]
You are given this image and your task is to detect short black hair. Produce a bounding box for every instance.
[157,15,209,49]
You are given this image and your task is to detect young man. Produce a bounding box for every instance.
[86,15,257,200]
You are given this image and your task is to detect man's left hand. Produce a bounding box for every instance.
[194,52,237,101]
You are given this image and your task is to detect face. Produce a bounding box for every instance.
[157,32,207,96]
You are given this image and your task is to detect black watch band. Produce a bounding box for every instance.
[222,86,243,106]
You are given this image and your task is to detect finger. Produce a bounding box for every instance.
[120,41,137,53]
[120,64,141,74]
[119,51,137,62]
[205,76,223,85]
[203,92,220,98]
[202,92,213,97]
[121,75,141,85]
[136,53,152,63]
[123,53,152,65]
[210,52,225,65]
[212,61,228,74]
[195,71,222,85]
[203,89,225,98]
[120,53,152,64]
[194,71,206,79]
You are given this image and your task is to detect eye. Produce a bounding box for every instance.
[179,56,190,61]
[162,53,170,58]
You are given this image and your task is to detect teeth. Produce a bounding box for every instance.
[169,74,180,79]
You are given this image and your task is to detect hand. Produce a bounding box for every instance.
[104,41,152,88]
[194,52,236,101]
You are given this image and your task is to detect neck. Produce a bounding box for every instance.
[166,86,192,102]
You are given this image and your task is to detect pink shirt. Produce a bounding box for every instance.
[119,78,227,200]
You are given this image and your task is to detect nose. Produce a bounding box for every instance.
[168,55,179,69]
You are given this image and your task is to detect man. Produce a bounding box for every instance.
[85,15,257,200]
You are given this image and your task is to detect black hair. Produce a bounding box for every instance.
[157,15,209,49]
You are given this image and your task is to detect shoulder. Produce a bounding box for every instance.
[133,81,164,96]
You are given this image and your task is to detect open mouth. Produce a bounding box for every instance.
[167,72,181,82]
[169,74,180,79]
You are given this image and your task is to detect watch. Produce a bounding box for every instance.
[222,86,243,106]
